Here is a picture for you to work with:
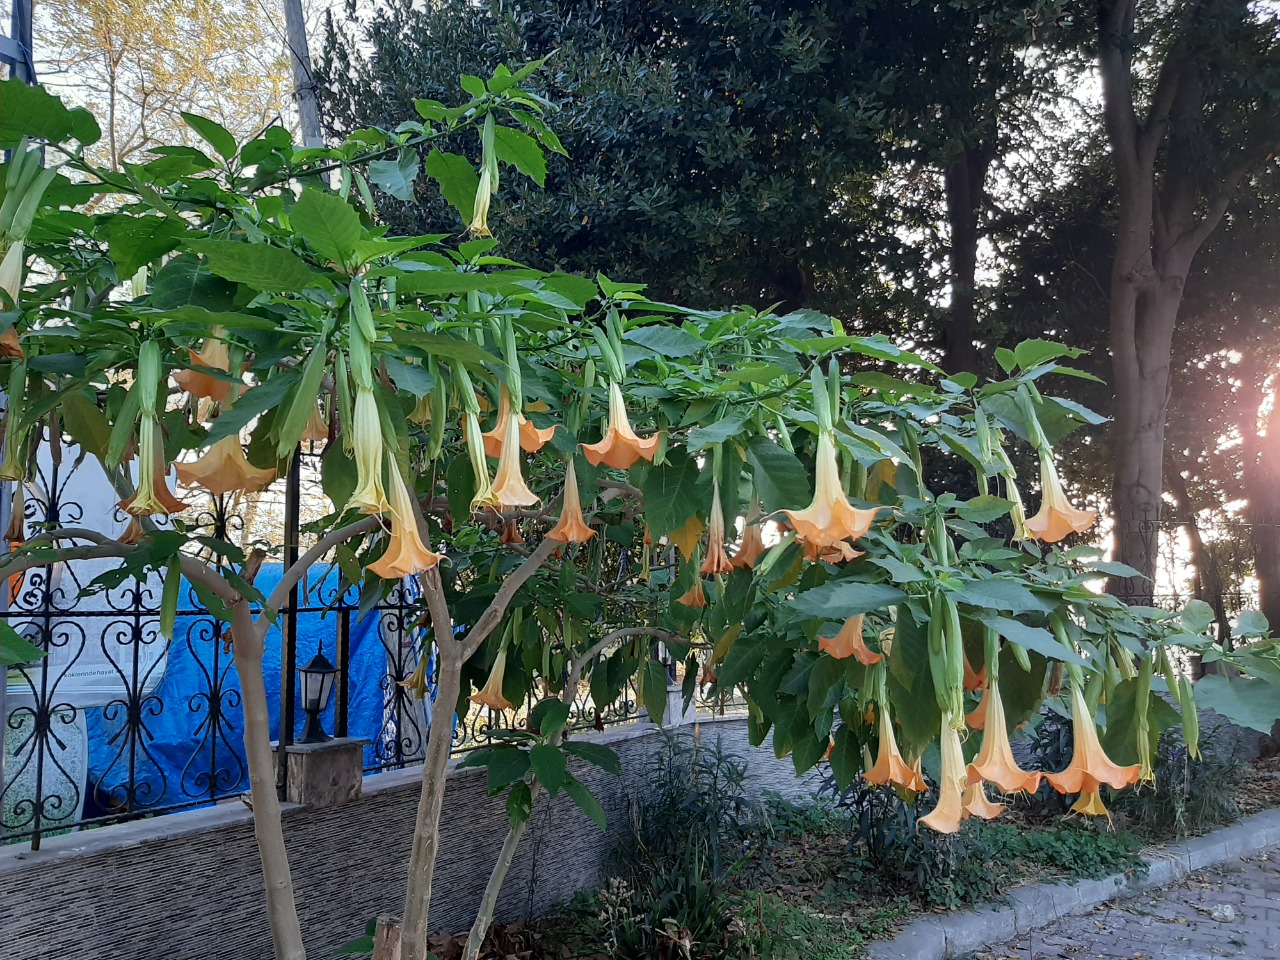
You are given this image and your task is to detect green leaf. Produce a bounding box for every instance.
[640,658,668,725]
[180,112,237,160]
[976,615,1088,667]
[788,581,908,621]
[185,240,315,293]
[625,325,706,358]
[275,339,329,458]
[385,328,497,365]
[383,356,434,398]
[1180,600,1217,634]
[0,621,45,666]
[459,746,532,795]
[1193,675,1280,733]
[1234,610,1270,639]
[562,740,622,775]
[638,449,701,539]
[530,743,571,794]
[745,436,811,512]
[291,188,362,266]
[531,698,571,739]
[149,256,237,310]
[688,413,747,451]
[955,495,1013,524]
[0,78,100,148]
[493,126,547,186]
[951,577,1055,616]
[391,270,541,298]
[506,780,534,828]
[1090,560,1146,580]
[828,726,862,790]
[425,150,479,225]
[564,774,608,830]
[104,215,188,278]
[62,388,111,460]
[367,150,421,202]
[1012,339,1085,371]
[205,370,302,444]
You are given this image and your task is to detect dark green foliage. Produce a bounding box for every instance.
[1113,728,1245,840]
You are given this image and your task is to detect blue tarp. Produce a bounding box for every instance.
[80,565,399,815]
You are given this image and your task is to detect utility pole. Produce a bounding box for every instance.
[282,0,324,147]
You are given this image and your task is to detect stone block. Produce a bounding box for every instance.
[867,917,946,960]
[278,737,368,808]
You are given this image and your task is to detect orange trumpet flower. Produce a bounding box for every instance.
[864,702,926,792]
[920,711,967,834]
[173,330,235,402]
[120,418,189,517]
[818,614,882,666]
[547,460,595,544]
[780,430,882,554]
[732,501,767,570]
[962,782,1006,820]
[963,656,986,692]
[676,576,707,608]
[483,386,556,457]
[581,382,660,470]
[491,408,540,510]
[368,460,444,580]
[966,681,1041,794]
[1045,685,1141,794]
[175,435,276,496]
[471,645,513,711]
[1025,452,1097,543]
[701,480,733,575]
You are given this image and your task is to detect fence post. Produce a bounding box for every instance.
[276,448,301,801]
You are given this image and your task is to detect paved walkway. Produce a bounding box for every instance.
[966,847,1280,960]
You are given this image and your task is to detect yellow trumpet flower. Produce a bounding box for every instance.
[864,702,926,792]
[120,418,189,517]
[920,710,967,834]
[966,681,1042,794]
[582,382,660,470]
[1045,685,1141,794]
[818,614,883,666]
[482,386,556,457]
[1025,452,1097,543]
[1070,781,1111,817]
[368,459,444,580]
[701,479,733,575]
[173,330,235,403]
[345,388,390,515]
[175,436,276,497]
[547,460,596,544]
[780,430,882,553]
[962,782,1006,821]
[471,644,512,711]
[491,407,540,510]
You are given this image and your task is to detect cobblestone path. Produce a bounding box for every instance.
[966,848,1280,960]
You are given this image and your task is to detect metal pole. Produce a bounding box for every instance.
[282,0,324,148]
[275,449,302,801]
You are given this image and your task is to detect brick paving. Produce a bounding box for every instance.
[966,847,1280,960]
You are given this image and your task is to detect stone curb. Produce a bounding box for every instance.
[866,806,1280,960]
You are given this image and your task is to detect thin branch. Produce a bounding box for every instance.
[261,515,381,622]
[461,538,560,660]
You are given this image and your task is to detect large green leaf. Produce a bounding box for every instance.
[1,78,101,147]
[392,270,542,298]
[104,215,188,278]
[186,240,315,293]
[368,150,421,202]
[62,388,111,460]
[625,325,706,358]
[149,256,237,310]
[745,436,811,512]
[977,615,1088,667]
[180,112,237,160]
[638,449,701,539]
[1193,675,1280,733]
[788,580,908,621]
[425,149,479,223]
[563,740,622,775]
[563,774,607,829]
[493,125,547,186]
[529,744,571,794]
[291,188,362,266]
[458,745,532,795]
[951,577,1055,616]
[0,621,45,666]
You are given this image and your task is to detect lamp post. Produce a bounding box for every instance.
[297,651,337,744]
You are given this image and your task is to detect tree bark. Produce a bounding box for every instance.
[941,145,993,376]
[231,599,307,960]
[1243,399,1280,633]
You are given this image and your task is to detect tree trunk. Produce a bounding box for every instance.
[1244,404,1280,634]
[399,647,465,960]
[231,601,307,960]
[461,802,535,960]
[941,145,992,376]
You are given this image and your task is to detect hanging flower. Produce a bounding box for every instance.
[344,387,390,515]
[864,702,925,792]
[963,656,986,692]
[1005,473,1031,541]
[173,330,234,402]
[471,644,512,711]
[1070,783,1110,817]
[818,615,883,666]
[732,501,767,569]
[118,516,144,545]
[468,165,495,238]
[175,436,276,496]
[676,576,707,608]
[1045,685,1142,794]
[966,682,1041,794]
[582,382,660,470]
[368,460,444,580]
[120,418,189,517]
[483,386,556,458]
[920,710,967,834]
[1025,452,1097,543]
[962,782,1006,821]
[500,519,524,545]
[701,479,733,575]
[803,538,865,564]
[0,327,22,360]
[547,460,595,544]
[491,406,540,510]
[780,430,882,554]
[464,411,501,513]
[301,402,328,445]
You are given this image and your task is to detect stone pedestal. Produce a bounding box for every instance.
[276,737,368,809]
[665,682,698,728]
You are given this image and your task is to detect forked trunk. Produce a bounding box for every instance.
[230,602,307,960]
[398,650,465,960]
[461,807,534,960]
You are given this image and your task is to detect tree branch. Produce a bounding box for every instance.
[261,515,381,623]
[461,537,560,660]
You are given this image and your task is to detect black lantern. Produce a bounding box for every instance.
[298,651,337,744]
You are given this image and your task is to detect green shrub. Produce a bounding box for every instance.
[978,820,1146,880]
[1112,727,1243,839]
